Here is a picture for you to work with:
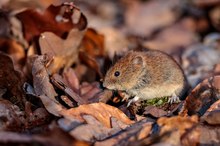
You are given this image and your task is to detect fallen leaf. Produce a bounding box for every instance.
[0,99,25,131]
[79,81,102,103]
[0,126,89,146]
[51,73,86,105]
[0,52,26,109]
[95,118,153,146]
[39,28,85,73]
[99,27,129,59]
[69,115,123,142]
[125,0,181,36]
[62,68,80,93]
[144,18,198,53]
[16,4,87,42]
[61,102,133,128]
[80,28,105,57]
[143,106,168,118]
[0,10,11,38]
[182,43,220,87]
[201,99,220,125]
[32,55,66,116]
[79,51,103,79]
[179,76,220,116]
[157,115,199,146]
[0,38,25,70]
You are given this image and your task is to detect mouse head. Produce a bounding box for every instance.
[103,52,144,91]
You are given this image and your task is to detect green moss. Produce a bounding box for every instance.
[142,96,169,107]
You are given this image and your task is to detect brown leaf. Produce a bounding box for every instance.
[143,106,168,118]
[79,82,102,103]
[51,73,86,105]
[144,18,198,53]
[0,99,25,131]
[0,38,25,70]
[0,10,11,38]
[157,115,199,146]
[179,76,220,116]
[39,28,85,73]
[69,115,123,142]
[61,102,133,128]
[32,55,66,116]
[79,51,103,79]
[80,28,105,57]
[197,124,220,145]
[95,118,152,146]
[99,27,129,58]
[201,99,220,125]
[0,126,89,146]
[0,52,26,109]
[16,4,87,42]
[62,68,80,93]
[125,0,181,36]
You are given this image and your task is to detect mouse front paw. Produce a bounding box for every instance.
[168,94,181,104]
[127,96,140,107]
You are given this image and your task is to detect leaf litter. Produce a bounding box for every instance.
[0,0,220,146]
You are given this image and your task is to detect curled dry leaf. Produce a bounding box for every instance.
[157,115,199,146]
[51,73,86,105]
[62,68,80,93]
[39,28,85,73]
[95,118,153,146]
[60,102,133,128]
[69,115,123,142]
[32,55,66,116]
[201,99,220,125]
[180,76,220,116]
[79,82,102,103]
[0,52,26,109]
[16,4,87,42]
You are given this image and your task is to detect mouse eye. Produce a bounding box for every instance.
[114,71,120,77]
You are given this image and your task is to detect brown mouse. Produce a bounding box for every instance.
[103,50,187,106]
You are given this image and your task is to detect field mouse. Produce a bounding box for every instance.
[103,50,187,106]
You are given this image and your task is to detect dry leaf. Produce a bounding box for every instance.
[0,38,25,70]
[144,18,198,53]
[69,115,123,142]
[80,28,105,57]
[39,28,85,73]
[16,4,87,42]
[61,102,133,128]
[125,0,181,36]
[95,118,152,146]
[79,51,103,79]
[157,115,199,146]
[180,76,220,116]
[0,52,26,109]
[201,99,220,125]
[62,68,80,93]
[32,55,66,116]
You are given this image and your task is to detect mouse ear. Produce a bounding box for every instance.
[131,56,143,66]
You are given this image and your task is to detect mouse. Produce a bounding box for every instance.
[103,50,187,106]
